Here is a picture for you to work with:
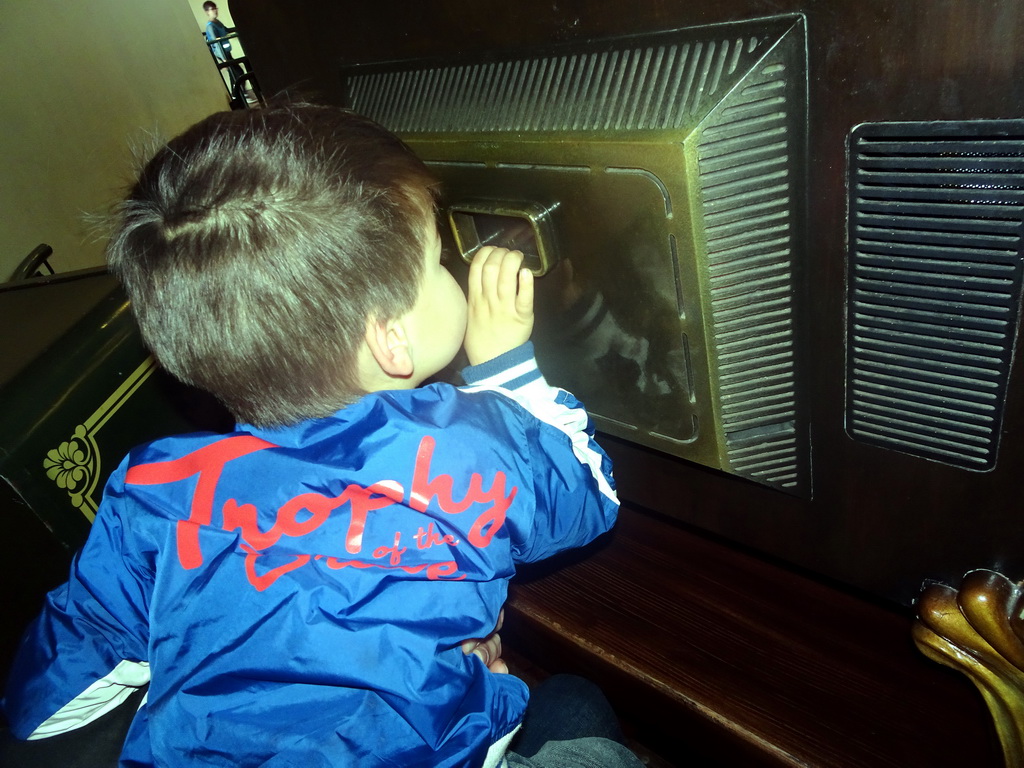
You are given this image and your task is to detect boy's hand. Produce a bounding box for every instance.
[464,247,534,366]
[461,609,508,674]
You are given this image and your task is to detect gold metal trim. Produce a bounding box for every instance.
[42,357,158,522]
[914,570,1024,768]
[448,199,561,276]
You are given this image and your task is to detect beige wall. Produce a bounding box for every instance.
[0,0,230,278]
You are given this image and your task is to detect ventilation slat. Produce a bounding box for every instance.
[848,122,1024,473]
[855,253,1016,278]
[853,325,1004,356]
[853,390,996,421]
[852,388,995,424]
[857,137,1024,154]
[856,266,1015,292]
[858,155,1024,172]
[851,415,992,452]
[856,198,1024,220]
[858,171,1024,189]
[854,368,999,403]
[851,298,1009,331]
[697,51,802,491]
[856,226,1019,251]
[857,213,1021,237]
[853,313,1005,343]
[855,337,1002,368]
[346,31,774,134]
[853,288,1014,318]
[856,184,1024,206]
[853,348,1002,382]
[854,239,1021,265]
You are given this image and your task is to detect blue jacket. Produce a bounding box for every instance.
[3,344,619,767]
[205,19,232,61]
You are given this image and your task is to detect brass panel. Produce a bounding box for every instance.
[430,145,708,459]
[342,15,810,494]
[448,200,561,276]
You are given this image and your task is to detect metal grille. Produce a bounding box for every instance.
[847,121,1024,470]
[346,36,767,134]
[697,59,800,489]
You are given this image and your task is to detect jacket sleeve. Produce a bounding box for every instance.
[461,342,619,563]
[2,459,152,740]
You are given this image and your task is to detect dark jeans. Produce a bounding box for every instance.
[506,675,645,768]
[217,53,247,97]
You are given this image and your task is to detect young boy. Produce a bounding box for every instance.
[202,2,245,96]
[2,104,625,766]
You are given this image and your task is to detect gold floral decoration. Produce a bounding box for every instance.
[43,424,95,509]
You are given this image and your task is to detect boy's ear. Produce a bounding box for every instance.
[364,316,414,379]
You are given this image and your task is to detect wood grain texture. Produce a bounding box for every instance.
[506,507,1001,767]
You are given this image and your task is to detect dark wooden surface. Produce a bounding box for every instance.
[505,506,1001,767]
[0,269,117,384]
[233,0,1024,607]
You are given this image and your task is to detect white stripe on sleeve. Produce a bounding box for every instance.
[28,659,151,739]
[464,380,617,505]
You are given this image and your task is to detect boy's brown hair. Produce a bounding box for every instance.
[107,104,437,427]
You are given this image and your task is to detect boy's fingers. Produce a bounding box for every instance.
[469,245,499,284]
[497,250,525,302]
[475,633,501,665]
[515,268,534,317]
[470,247,527,309]
[468,246,494,299]
[473,247,502,301]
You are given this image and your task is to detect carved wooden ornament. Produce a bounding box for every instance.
[914,570,1024,767]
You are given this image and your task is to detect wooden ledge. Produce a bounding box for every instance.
[504,507,1001,767]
